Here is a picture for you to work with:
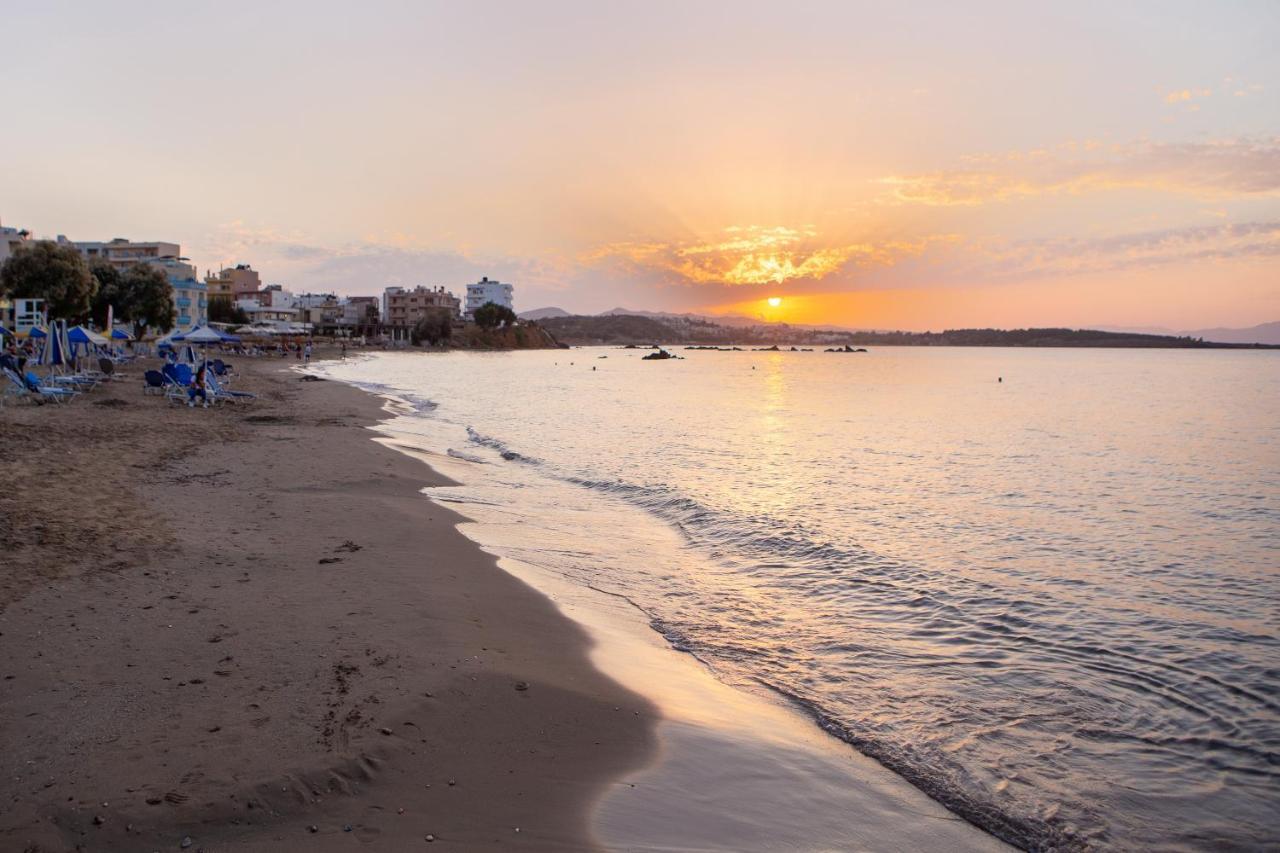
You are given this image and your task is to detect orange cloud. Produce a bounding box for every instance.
[1164,87,1211,104]
[585,226,951,287]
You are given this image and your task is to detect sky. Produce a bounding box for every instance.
[1,0,1277,331]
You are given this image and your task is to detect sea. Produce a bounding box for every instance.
[313,346,1280,851]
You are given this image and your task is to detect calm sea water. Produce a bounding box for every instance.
[316,347,1280,851]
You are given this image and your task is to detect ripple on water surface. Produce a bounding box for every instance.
[318,348,1280,851]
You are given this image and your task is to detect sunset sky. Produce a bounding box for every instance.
[2,1,1277,330]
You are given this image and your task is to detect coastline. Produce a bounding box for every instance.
[0,353,654,851]
[326,351,1013,852]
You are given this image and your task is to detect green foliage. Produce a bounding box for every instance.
[411,310,453,346]
[208,298,250,325]
[472,301,517,329]
[89,261,176,337]
[0,240,97,320]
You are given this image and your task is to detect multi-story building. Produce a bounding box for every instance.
[54,235,205,328]
[0,222,34,332]
[465,276,514,316]
[1,221,31,264]
[248,284,295,308]
[205,264,261,303]
[56,236,181,268]
[148,257,208,328]
[341,296,380,327]
[385,286,461,328]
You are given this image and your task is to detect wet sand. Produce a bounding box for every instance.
[0,352,655,851]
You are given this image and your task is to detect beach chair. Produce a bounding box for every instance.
[143,369,166,395]
[45,370,100,391]
[98,357,128,381]
[160,364,190,403]
[2,367,31,405]
[206,370,256,404]
[20,370,78,403]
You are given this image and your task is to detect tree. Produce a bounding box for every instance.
[0,240,97,320]
[208,298,249,325]
[473,301,516,329]
[411,310,453,346]
[89,261,176,337]
[89,261,124,326]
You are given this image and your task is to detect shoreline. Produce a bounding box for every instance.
[0,352,655,851]
[331,352,1012,852]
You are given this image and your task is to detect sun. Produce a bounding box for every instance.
[767,297,783,308]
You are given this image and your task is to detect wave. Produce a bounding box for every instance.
[466,426,540,463]
[373,384,1279,852]
[758,679,1084,852]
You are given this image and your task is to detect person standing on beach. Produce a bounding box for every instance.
[304,341,312,364]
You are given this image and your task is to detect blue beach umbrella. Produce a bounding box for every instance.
[110,328,132,341]
[27,326,47,339]
[67,325,109,346]
[0,324,11,337]
[37,320,67,367]
[67,325,110,359]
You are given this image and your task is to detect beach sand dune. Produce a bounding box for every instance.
[0,354,655,851]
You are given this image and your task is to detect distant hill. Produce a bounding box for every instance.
[600,306,786,329]
[518,306,572,321]
[1183,321,1280,346]
[539,313,679,344]
[539,313,1280,348]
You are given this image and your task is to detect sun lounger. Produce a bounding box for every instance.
[13,369,78,403]
[160,364,191,402]
[2,368,30,405]
[206,371,256,403]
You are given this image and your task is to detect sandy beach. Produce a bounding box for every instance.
[0,351,655,851]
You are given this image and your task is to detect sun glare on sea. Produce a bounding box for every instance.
[767,297,783,307]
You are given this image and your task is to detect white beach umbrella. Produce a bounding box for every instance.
[176,325,225,369]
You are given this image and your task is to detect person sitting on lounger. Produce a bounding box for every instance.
[188,363,209,408]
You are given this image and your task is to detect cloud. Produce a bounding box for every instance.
[877,137,1280,206]
[188,220,568,299]
[585,226,953,287]
[965,220,1280,281]
[1164,87,1211,104]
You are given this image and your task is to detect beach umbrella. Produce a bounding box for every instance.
[175,325,227,369]
[66,325,110,362]
[174,325,226,344]
[110,327,132,341]
[67,326,110,346]
[27,326,47,339]
[37,320,66,368]
[156,327,191,350]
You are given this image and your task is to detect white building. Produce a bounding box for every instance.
[465,277,513,316]
[382,286,404,322]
